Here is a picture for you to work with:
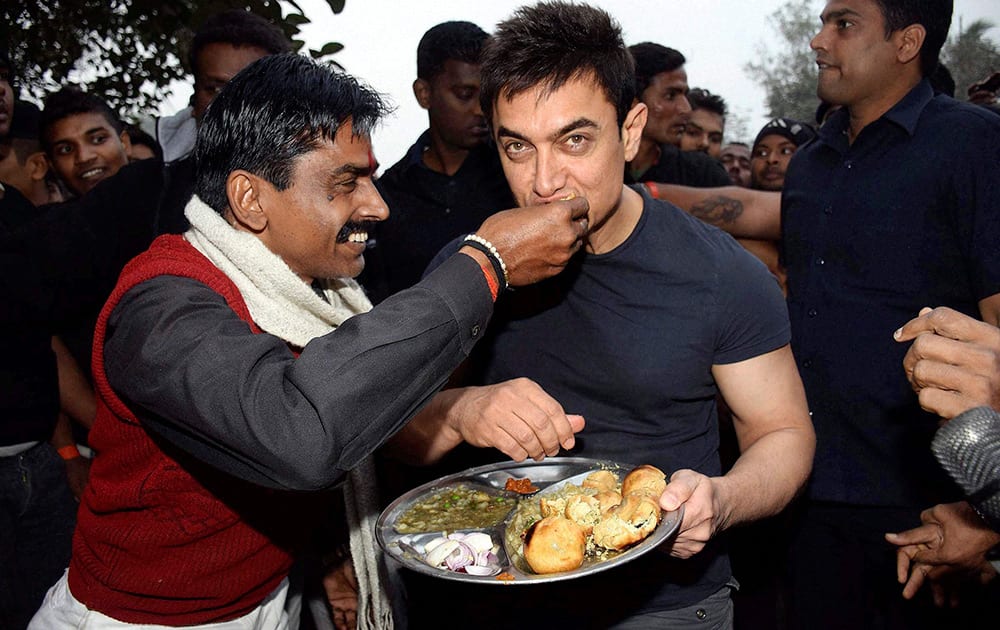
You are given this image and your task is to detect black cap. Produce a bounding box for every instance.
[9,101,41,141]
[752,117,816,150]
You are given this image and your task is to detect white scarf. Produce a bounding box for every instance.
[184,195,372,348]
[184,196,395,629]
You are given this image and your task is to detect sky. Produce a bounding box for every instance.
[163,0,999,170]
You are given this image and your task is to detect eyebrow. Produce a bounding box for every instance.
[497,117,600,143]
[51,126,113,145]
[328,163,373,180]
[820,8,862,23]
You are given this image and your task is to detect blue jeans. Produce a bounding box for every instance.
[0,443,78,629]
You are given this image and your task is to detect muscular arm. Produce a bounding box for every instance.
[104,254,494,491]
[713,344,815,526]
[661,345,814,557]
[648,183,782,241]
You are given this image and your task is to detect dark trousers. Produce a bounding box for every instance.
[0,443,77,630]
[786,501,997,630]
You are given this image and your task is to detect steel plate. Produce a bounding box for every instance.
[376,457,683,584]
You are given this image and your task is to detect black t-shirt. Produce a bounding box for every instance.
[405,188,790,624]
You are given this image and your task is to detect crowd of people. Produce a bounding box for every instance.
[1,0,999,629]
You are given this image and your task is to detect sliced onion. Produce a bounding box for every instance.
[420,532,500,574]
[424,539,460,567]
[423,536,448,555]
[476,549,497,566]
[445,541,475,571]
[463,532,495,554]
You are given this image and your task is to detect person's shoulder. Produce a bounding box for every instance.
[644,193,736,249]
[673,147,731,187]
[924,94,1000,134]
[377,141,426,198]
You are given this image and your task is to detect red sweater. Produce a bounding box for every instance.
[69,235,294,624]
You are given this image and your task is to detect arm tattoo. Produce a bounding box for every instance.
[689,195,744,226]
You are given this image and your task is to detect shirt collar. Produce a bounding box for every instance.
[882,78,933,136]
[400,129,434,172]
[819,78,933,145]
[398,129,497,177]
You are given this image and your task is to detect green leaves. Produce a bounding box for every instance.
[3,0,347,121]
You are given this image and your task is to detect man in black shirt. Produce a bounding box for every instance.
[361,22,514,303]
[626,43,730,188]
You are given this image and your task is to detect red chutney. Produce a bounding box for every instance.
[505,477,539,494]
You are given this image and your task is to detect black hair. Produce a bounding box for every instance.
[194,54,389,214]
[687,88,727,118]
[125,124,163,161]
[189,10,292,77]
[39,88,125,151]
[416,21,489,81]
[872,0,952,76]
[629,42,686,97]
[480,2,635,128]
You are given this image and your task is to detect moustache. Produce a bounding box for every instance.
[336,220,378,244]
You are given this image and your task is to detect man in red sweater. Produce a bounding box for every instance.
[29,53,589,628]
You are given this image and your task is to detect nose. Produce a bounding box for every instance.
[810,26,826,52]
[533,148,566,199]
[362,180,390,222]
[76,143,97,164]
[677,95,692,115]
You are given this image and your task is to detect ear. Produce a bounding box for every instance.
[413,78,432,110]
[225,170,269,232]
[119,129,133,158]
[26,151,49,182]
[621,102,648,163]
[896,24,925,66]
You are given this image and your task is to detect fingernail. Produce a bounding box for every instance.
[893,328,902,340]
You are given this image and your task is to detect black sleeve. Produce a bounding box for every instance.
[103,253,494,491]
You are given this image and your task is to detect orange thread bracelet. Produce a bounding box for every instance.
[479,261,499,301]
[645,181,660,198]
[58,444,82,461]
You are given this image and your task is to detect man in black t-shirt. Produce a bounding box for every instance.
[398,5,814,628]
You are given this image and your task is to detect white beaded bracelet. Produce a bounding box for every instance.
[463,234,510,288]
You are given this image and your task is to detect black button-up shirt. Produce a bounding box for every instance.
[782,79,1000,507]
[361,131,514,303]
